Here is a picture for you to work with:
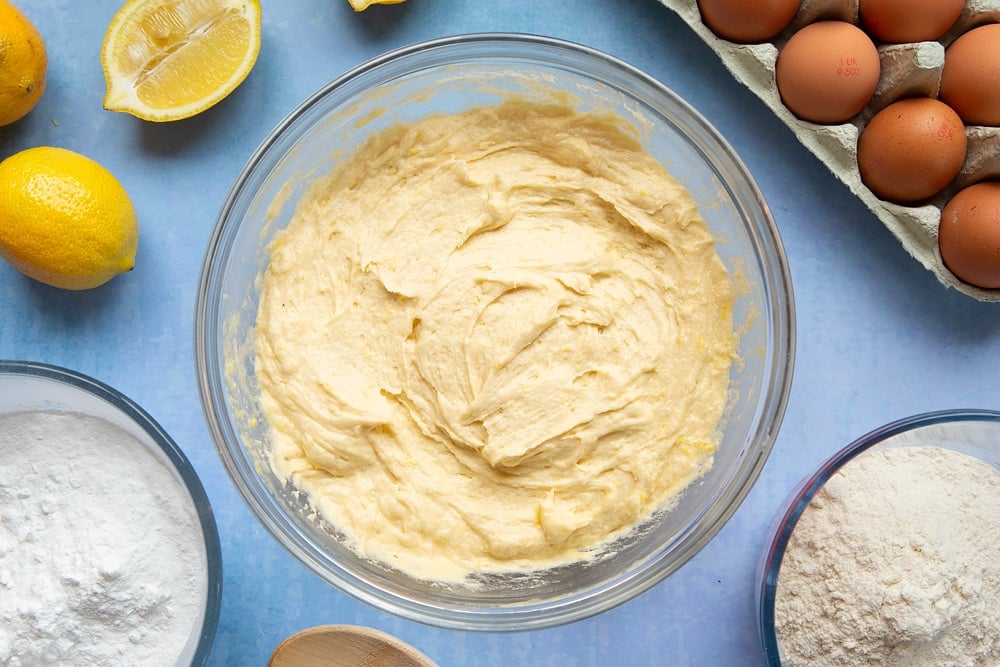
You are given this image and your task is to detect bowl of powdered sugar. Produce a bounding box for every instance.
[757,409,1000,667]
[0,360,222,665]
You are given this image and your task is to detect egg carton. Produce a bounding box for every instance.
[658,0,1000,302]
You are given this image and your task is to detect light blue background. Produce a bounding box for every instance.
[2,1,998,665]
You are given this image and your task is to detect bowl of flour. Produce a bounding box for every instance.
[0,360,222,666]
[756,409,1000,667]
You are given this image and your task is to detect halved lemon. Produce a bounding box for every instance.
[101,0,261,122]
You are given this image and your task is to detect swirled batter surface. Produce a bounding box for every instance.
[256,101,736,581]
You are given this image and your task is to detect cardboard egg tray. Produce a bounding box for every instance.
[658,0,1000,302]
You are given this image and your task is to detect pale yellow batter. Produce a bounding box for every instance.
[255,101,737,582]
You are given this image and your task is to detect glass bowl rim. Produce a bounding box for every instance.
[196,31,795,631]
[756,408,1000,665]
[0,358,223,666]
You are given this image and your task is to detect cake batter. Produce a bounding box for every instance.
[255,101,737,581]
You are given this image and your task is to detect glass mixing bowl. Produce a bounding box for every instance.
[195,33,795,631]
[757,409,1000,665]
[0,360,222,665]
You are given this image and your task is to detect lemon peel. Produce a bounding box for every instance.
[0,0,47,127]
[348,0,407,11]
[0,147,139,291]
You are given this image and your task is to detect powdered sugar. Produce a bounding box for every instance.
[775,446,1000,666]
[0,410,208,666]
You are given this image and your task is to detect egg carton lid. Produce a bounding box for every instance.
[658,0,1000,302]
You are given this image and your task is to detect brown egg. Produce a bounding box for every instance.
[776,21,880,124]
[939,181,1000,289]
[857,98,967,204]
[698,0,801,43]
[940,24,1000,127]
[858,0,964,43]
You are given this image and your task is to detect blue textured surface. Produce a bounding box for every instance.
[2,1,998,665]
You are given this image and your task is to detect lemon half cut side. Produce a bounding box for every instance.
[101,0,262,122]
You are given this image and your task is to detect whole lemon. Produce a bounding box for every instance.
[0,0,47,127]
[0,147,139,290]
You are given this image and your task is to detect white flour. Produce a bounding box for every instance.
[775,446,1000,666]
[0,410,208,666]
